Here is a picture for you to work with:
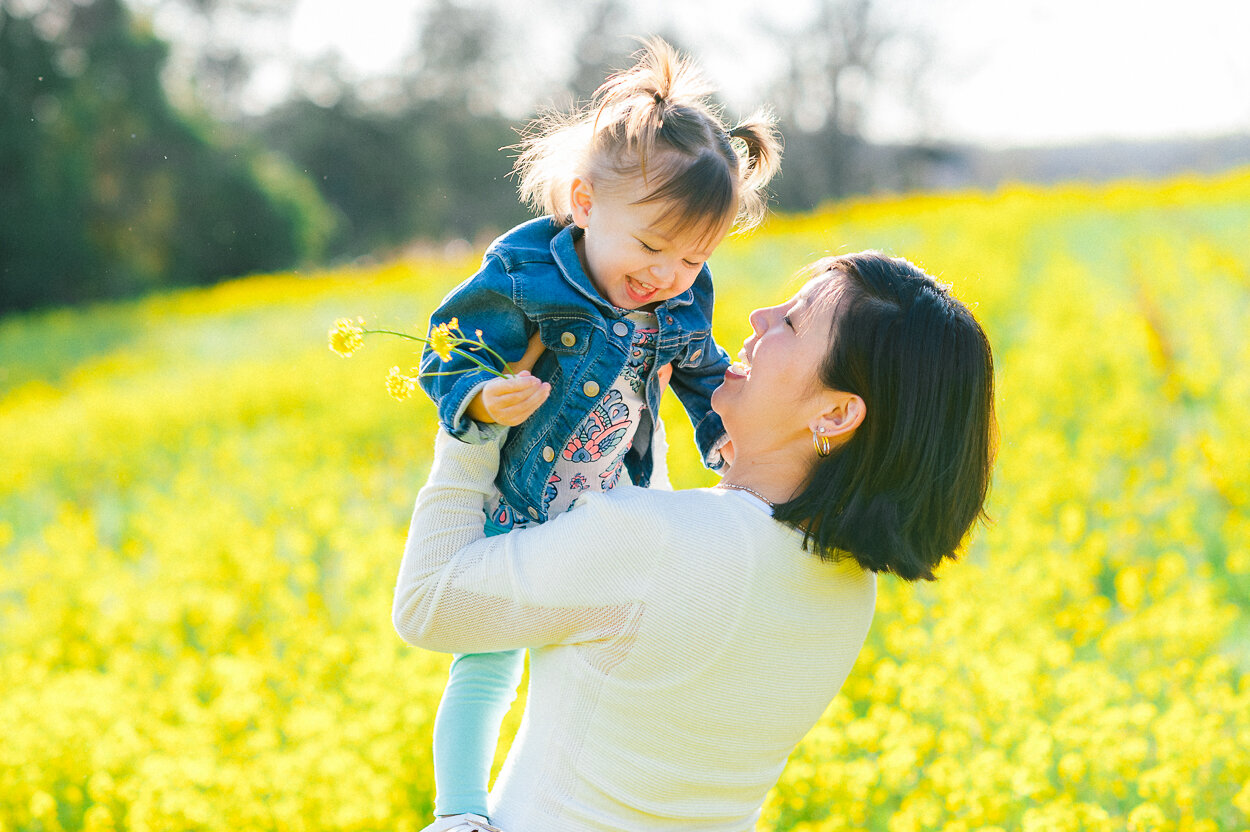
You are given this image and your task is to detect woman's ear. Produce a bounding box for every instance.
[811,391,865,442]
[569,177,594,228]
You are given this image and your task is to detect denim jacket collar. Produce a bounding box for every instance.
[550,224,696,315]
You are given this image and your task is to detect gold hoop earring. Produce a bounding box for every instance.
[813,428,833,458]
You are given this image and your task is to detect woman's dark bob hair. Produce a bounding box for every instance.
[772,252,997,582]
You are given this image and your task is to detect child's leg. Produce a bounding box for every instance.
[432,648,525,816]
[431,517,524,817]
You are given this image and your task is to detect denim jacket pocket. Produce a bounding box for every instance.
[673,330,711,368]
[535,316,598,356]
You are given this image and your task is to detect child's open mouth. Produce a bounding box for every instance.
[625,276,658,303]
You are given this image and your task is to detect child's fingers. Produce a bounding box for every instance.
[497,382,550,413]
[485,378,550,424]
[486,376,545,405]
[487,374,539,395]
[494,386,551,425]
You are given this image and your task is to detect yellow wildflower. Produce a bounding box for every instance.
[428,322,455,362]
[84,805,116,832]
[1234,780,1250,815]
[1126,803,1168,832]
[29,791,56,819]
[386,367,417,401]
[329,318,365,357]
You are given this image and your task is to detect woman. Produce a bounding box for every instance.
[393,252,996,832]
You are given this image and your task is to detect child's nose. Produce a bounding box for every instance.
[648,262,676,287]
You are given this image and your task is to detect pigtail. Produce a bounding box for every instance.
[514,114,592,222]
[593,37,716,179]
[727,111,783,232]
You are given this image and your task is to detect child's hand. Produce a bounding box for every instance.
[472,371,551,426]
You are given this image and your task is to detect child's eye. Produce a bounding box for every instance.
[683,259,703,268]
[638,241,660,253]
[783,315,795,330]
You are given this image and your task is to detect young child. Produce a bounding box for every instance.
[416,38,781,832]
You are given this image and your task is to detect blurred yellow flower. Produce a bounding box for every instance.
[328,317,365,357]
[386,367,417,401]
[1126,802,1169,832]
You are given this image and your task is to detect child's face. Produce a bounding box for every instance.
[569,175,729,311]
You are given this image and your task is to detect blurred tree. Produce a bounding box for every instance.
[0,7,97,311]
[0,0,332,314]
[767,0,931,207]
[147,0,297,120]
[253,0,528,258]
[565,0,631,103]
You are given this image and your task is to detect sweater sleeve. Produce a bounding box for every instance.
[392,428,661,655]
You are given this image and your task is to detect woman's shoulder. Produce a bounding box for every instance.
[580,484,800,549]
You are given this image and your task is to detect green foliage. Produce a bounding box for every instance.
[254,96,529,259]
[0,0,333,315]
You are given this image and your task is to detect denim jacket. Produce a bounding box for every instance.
[419,216,730,524]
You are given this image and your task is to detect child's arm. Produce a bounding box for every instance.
[419,255,537,441]
[667,328,732,468]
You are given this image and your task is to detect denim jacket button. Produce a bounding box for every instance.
[528,507,540,520]
[689,349,702,363]
[560,331,576,347]
[583,381,600,397]
[542,446,555,462]
[612,321,629,337]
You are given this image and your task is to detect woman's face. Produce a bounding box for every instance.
[711,272,841,453]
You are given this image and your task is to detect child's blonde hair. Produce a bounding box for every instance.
[515,37,782,240]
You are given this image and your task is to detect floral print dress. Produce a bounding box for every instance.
[486,310,658,530]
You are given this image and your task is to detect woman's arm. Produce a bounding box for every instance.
[392,428,658,654]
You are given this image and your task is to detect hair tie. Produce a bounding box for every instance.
[653,91,665,106]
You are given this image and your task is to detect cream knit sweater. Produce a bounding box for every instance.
[393,430,877,832]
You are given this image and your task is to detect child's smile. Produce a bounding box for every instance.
[569,174,730,311]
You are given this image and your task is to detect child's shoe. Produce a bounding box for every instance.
[420,813,503,832]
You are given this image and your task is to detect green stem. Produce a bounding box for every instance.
[362,328,508,378]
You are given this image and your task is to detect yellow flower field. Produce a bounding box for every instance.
[2,169,1249,832]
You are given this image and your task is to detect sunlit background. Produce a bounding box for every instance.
[5,0,1250,312]
[2,1,1250,830]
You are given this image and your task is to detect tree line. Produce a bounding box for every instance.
[1,0,926,315]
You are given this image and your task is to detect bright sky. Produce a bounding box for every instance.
[203,0,1250,149]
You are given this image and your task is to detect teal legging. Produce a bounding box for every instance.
[431,518,525,817]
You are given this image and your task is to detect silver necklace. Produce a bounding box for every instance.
[715,482,776,508]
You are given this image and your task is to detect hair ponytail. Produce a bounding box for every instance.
[727,112,782,232]
[515,37,783,236]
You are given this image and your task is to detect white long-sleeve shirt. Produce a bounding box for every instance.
[393,430,877,832]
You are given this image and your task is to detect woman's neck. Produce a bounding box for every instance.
[718,452,805,506]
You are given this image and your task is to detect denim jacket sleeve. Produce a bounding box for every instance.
[417,254,534,443]
[669,330,731,468]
